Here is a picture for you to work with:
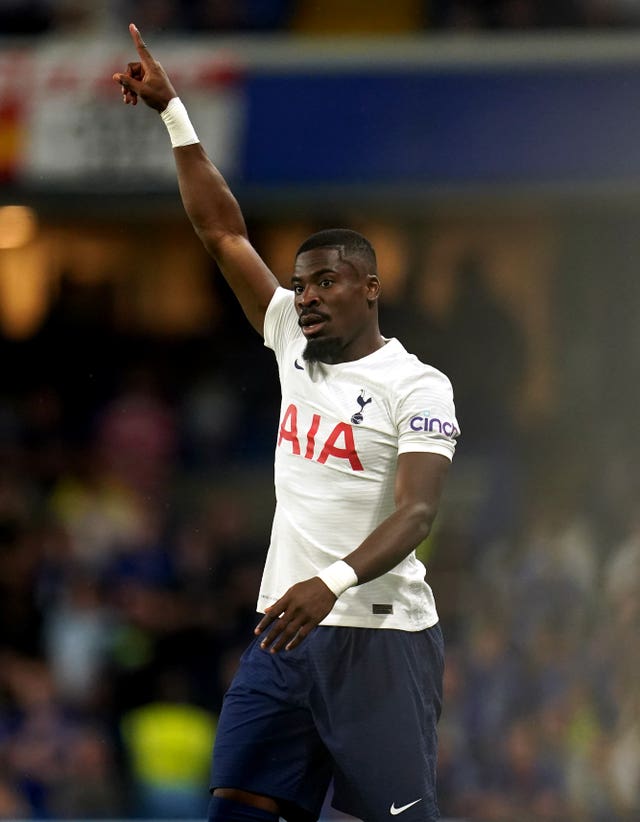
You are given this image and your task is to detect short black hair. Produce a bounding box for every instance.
[296,229,377,275]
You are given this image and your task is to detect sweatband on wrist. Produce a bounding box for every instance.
[316,560,358,598]
[160,97,199,148]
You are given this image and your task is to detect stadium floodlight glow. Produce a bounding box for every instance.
[0,205,38,249]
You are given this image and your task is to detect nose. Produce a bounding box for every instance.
[297,284,320,307]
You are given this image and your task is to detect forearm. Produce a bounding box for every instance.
[173,143,248,257]
[165,107,278,330]
[168,122,278,333]
[344,500,437,586]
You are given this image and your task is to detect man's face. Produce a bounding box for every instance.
[291,247,379,364]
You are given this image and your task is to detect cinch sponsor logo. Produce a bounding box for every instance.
[409,411,459,439]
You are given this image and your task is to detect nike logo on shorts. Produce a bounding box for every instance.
[390,798,422,815]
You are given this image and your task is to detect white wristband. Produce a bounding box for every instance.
[160,97,199,148]
[316,560,358,598]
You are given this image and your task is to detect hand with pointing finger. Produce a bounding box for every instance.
[112,23,177,112]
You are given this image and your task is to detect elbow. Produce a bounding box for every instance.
[196,225,245,262]
[403,500,439,542]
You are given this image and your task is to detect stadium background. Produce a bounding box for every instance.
[0,2,638,820]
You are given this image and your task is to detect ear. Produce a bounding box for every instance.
[366,274,381,303]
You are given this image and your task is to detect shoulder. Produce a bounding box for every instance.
[263,286,299,352]
[381,339,454,397]
[265,285,295,319]
[384,341,460,457]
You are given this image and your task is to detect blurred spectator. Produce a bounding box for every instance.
[0,514,43,656]
[423,253,526,448]
[562,684,613,822]
[0,775,29,820]
[19,385,68,491]
[48,724,124,819]
[0,654,122,819]
[48,464,147,573]
[179,376,243,472]
[607,683,640,817]
[120,668,216,819]
[489,718,566,820]
[396,251,527,545]
[436,648,481,818]
[43,566,114,709]
[94,366,178,499]
[603,516,640,609]
[460,615,523,775]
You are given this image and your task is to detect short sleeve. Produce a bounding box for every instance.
[396,370,460,461]
[263,287,300,360]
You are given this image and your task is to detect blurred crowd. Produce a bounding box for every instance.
[3,0,640,35]
[0,282,282,819]
[434,467,640,821]
[0,241,638,822]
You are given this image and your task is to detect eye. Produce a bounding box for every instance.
[293,285,304,295]
[320,279,333,288]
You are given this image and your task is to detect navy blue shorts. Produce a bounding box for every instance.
[210,623,444,822]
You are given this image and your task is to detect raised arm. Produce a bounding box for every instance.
[113,23,278,335]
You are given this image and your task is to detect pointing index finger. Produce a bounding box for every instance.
[129,22,153,64]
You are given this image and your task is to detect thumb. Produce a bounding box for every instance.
[113,72,142,95]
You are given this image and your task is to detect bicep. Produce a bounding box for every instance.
[203,233,280,336]
[394,451,451,516]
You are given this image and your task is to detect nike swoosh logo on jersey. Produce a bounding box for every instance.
[390,798,422,815]
[294,359,304,370]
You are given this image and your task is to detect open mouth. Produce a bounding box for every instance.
[299,314,328,336]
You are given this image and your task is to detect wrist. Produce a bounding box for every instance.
[316,560,358,599]
[160,97,199,148]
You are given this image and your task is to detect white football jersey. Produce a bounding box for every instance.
[258,287,460,630]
